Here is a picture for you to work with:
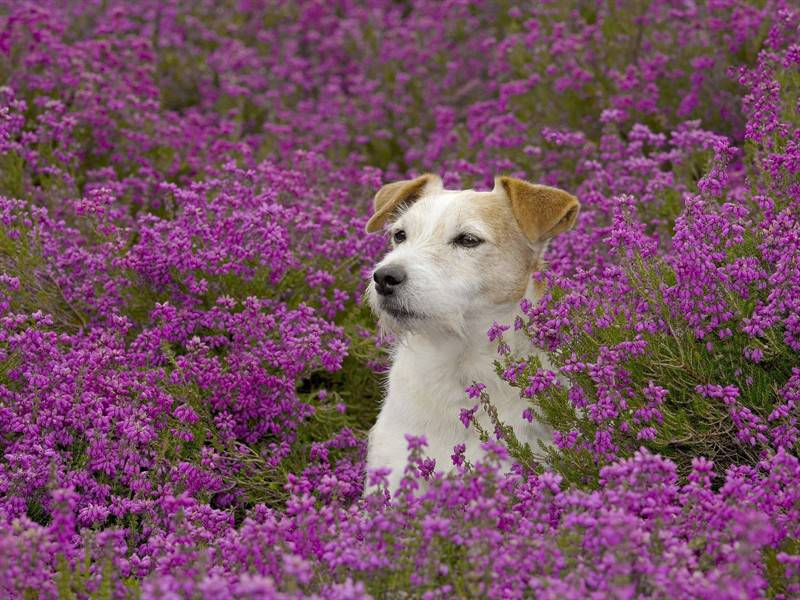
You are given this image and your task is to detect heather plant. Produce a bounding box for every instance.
[496,6,800,482]
[1,0,800,598]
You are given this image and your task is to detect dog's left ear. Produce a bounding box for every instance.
[365,173,442,233]
[494,176,579,242]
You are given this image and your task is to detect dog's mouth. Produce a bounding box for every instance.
[380,301,425,321]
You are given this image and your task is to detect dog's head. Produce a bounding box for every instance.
[365,174,579,337]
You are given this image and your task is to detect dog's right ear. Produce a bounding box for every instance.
[365,174,442,233]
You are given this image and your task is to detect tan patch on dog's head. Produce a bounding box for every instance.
[365,173,443,233]
[470,178,578,305]
[470,193,537,305]
[494,176,579,242]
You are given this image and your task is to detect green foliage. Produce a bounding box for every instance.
[55,546,142,600]
[764,538,800,598]
[528,256,796,487]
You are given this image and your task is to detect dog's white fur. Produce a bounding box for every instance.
[364,174,578,496]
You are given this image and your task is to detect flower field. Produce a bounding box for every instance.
[1,0,799,597]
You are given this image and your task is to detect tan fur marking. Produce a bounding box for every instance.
[495,176,580,242]
[472,194,536,305]
[365,173,442,233]
[531,257,547,301]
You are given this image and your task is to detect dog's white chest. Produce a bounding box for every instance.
[365,333,552,495]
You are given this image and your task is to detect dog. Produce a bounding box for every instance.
[364,174,579,496]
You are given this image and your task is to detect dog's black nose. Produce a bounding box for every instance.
[373,265,407,295]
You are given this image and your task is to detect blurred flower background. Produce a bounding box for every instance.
[0,1,799,597]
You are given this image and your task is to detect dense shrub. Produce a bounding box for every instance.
[0,0,799,598]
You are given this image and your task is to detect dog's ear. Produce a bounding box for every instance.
[365,173,442,233]
[494,176,579,242]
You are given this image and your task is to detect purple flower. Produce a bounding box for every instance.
[459,405,479,429]
[465,383,486,399]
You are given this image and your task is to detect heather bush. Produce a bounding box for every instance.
[501,6,800,481]
[1,0,799,598]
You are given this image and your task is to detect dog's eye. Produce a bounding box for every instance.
[392,229,407,244]
[453,233,483,248]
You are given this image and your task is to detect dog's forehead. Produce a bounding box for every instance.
[401,189,514,235]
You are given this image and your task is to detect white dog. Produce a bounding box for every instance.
[363,174,579,495]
